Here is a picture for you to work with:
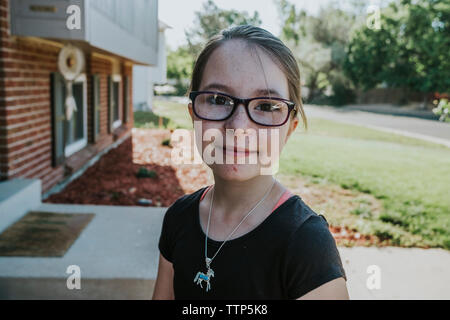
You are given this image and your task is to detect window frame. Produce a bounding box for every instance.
[65,73,88,157]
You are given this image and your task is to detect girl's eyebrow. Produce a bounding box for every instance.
[201,83,283,98]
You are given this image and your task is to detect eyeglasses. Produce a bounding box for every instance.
[189,91,296,127]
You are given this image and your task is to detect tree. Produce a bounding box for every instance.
[344,0,450,107]
[166,44,195,95]
[184,0,262,61]
[275,0,358,104]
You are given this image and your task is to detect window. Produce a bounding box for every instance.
[108,74,122,133]
[65,74,88,157]
[51,72,88,166]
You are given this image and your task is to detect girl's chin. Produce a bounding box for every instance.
[209,163,261,180]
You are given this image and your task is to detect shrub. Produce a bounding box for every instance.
[136,167,157,178]
[161,138,171,147]
[432,99,450,122]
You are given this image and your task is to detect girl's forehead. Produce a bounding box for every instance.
[200,40,289,97]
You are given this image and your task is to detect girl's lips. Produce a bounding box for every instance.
[222,146,257,156]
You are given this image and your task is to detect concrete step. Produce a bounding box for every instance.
[0,178,42,234]
[0,203,166,299]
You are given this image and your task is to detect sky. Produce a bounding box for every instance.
[158,0,352,50]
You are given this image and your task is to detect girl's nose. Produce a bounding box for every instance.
[224,103,253,130]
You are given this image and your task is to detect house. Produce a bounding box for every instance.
[0,0,164,196]
[133,20,170,112]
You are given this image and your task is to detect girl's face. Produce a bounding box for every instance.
[188,39,298,181]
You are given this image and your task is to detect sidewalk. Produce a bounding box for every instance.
[339,246,450,299]
[0,203,165,299]
[343,104,439,121]
[1,202,449,299]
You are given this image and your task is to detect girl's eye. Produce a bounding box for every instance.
[207,95,231,106]
[256,102,281,112]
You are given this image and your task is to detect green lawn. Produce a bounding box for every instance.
[281,118,450,248]
[133,99,192,129]
[136,98,450,249]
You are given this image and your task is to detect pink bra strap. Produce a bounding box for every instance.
[200,185,213,201]
[271,190,293,213]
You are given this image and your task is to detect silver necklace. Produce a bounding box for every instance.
[193,179,276,292]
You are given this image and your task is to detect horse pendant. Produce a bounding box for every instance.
[194,258,215,292]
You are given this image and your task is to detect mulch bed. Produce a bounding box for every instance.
[44,129,213,207]
[329,225,385,247]
[44,128,382,246]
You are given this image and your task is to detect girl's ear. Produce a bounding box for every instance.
[285,116,299,143]
[188,102,194,121]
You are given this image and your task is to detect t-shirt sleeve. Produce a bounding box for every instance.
[158,201,178,263]
[283,214,347,299]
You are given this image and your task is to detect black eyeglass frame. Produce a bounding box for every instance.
[189,90,296,127]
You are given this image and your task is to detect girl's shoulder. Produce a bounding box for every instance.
[172,186,207,207]
[275,194,328,228]
[163,186,207,219]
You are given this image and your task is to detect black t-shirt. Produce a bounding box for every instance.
[158,186,347,300]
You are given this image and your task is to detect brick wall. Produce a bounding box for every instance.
[88,55,112,141]
[0,0,9,183]
[0,0,134,195]
[123,63,134,129]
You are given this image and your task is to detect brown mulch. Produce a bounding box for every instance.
[329,225,384,247]
[44,128,213,207]
[44,128,381,246]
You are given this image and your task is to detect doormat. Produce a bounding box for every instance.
[0,211,95,257]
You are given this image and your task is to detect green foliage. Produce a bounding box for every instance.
[166,0,262,93]
[167,45,194,81]
[136,167,157,179]
[133,110,179,129]
[184,0,262,60]
[275,0,358,104]
[329,71,356,106]
[161,138,172,147]
[432,98,450,122]
[165,45,194,96]
[344,0,450,97]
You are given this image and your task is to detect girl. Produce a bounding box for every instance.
[153,25,349,300]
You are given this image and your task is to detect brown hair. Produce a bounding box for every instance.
[187,24,307,129]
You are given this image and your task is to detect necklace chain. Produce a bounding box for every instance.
[204,179,276,265]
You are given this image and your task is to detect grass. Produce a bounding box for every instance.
[280,118,450,249]
[152,99,193,129]
[133,98,192,129]
[135,99,450,249]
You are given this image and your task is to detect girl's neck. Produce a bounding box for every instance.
[210,174,278,221]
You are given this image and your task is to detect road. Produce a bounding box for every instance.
[304,104,450,148]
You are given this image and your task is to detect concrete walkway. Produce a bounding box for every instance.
[304,104,450,148]
[0,203,166,299]
[1,202,449,299]
[339,246,450,299]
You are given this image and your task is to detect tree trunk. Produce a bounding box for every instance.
[421,92,430,110]
[307,74,319,102]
